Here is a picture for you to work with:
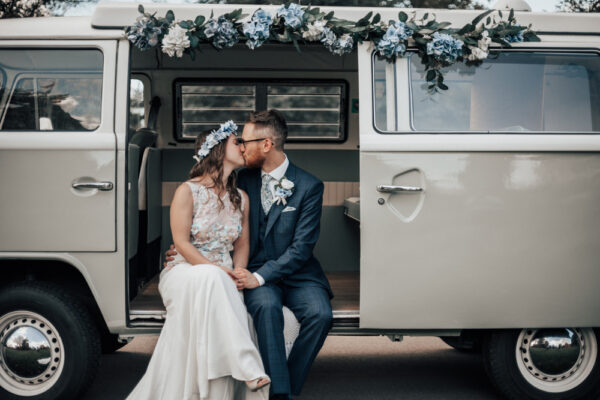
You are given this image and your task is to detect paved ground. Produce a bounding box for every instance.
[84,336,504,400]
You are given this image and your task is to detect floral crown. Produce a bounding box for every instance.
[193,120,238,163]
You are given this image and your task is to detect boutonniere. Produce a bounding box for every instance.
[273,176,294,205]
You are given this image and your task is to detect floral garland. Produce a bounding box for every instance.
[125,3,540,92]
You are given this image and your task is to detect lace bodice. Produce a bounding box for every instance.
[170,181,244,269]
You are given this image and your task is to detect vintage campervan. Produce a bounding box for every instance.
[0,2,599,399]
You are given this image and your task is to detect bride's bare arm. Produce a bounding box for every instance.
[170,184,232,277]
[232,190,250,271]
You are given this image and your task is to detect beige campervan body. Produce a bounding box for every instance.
[0,2,599,399]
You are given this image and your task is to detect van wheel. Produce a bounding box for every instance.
[483,328,600,400]
[0,282,101,400]
[101,333,127,354]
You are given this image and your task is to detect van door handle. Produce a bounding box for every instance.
[377,185,423,193]
[72,181,114,191]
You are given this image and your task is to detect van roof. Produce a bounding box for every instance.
[0,2,598,40]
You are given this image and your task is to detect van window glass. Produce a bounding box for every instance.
[0,49,103,131]
[176,81,347,141]
[267,84,345,140]
[129,78,146,132]
[406,52,600,132]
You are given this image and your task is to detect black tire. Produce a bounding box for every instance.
[0,282,101,400]
[101,333,127,354]
[483,329,600,400]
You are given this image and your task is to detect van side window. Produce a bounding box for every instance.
[129,77,147,132]
[176,80,347,142]
[0,49,103,131]
[373,52,600,133]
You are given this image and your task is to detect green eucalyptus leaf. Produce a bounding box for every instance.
[195,16,205,26]
[372,13,381,24]
[189,49,195,61]
[138,4,144,14]
[486,16,491,25]
[423,13,429,20]
[324,11,334,20]
[406,22,419,31]
[509,8,514,22]
[179,21,190,29]
[498,10,503,18]
[524,31,541,42]
[190,35,199,48]
[437,22,452,29]
[471,10,493,26]
[439,82,449,90]
[165,10,175,24]
[398,11,408,23]
[457,23,474,35]
[426,70,436,81]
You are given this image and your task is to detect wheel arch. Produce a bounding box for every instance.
[0,255,110,337]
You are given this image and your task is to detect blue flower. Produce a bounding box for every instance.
[505,30,525,43]
[321,27,354,56]
[204,16,239,49]
[127,16,162,51]
[243,9,272,49]
[277,3,305,29]
[376,21,413,58]
[426,32,463,64]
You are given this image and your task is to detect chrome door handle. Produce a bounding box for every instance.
[377,185,423,193]
[72,181,114,191]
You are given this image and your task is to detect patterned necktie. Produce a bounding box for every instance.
[261,174,274,214]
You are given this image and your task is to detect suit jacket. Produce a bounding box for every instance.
[237,162,333,298]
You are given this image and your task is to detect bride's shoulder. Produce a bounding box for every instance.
[177,180,209,201]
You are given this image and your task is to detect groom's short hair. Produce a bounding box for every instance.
[246,109,288,151]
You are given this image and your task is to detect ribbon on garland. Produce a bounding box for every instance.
[125,3,540,92]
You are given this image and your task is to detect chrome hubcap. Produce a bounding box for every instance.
[0,311,64,396]
[516,328,597,393]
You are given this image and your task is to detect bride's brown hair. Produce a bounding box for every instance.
[189,130,242,211]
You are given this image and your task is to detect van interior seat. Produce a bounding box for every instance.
[127,143,141,299]
[344,197,360,222]
[130,96,162,296]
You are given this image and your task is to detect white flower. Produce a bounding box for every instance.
[478,31,491,52]
[302,20,326,42]
[161,24,191,58]
[280,178,294,190]
[467,46,488,61]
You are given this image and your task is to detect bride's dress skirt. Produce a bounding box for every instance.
[126,263,269,400]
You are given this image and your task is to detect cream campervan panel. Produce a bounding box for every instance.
[358,34,600,328]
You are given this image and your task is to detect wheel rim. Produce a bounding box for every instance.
[516,328,597,393]
[0,311,65,396]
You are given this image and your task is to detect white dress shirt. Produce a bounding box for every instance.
[253,154,289,286]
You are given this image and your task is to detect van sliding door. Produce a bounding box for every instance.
[358,43,600,330]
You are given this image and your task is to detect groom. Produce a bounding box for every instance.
[232,109,333,400]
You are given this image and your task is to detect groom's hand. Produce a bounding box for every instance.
[232,268,260,290]
[163,244,178,268]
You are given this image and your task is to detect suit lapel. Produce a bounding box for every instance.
[249,169,261,248]
[265,163,297,238]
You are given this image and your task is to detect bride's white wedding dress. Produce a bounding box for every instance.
[127,182,268,400]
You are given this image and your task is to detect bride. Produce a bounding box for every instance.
[127,121,270,400]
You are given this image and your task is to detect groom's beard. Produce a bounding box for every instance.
[243,153,265,169]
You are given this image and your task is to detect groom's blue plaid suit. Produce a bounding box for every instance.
[238,162,333,398]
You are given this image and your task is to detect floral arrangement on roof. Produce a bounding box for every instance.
[125,3,540,92]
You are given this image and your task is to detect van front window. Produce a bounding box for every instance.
[0,49,103,132]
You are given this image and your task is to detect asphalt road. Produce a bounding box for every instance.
[83,336,504,400]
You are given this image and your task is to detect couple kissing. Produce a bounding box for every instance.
[127,109,333,400]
